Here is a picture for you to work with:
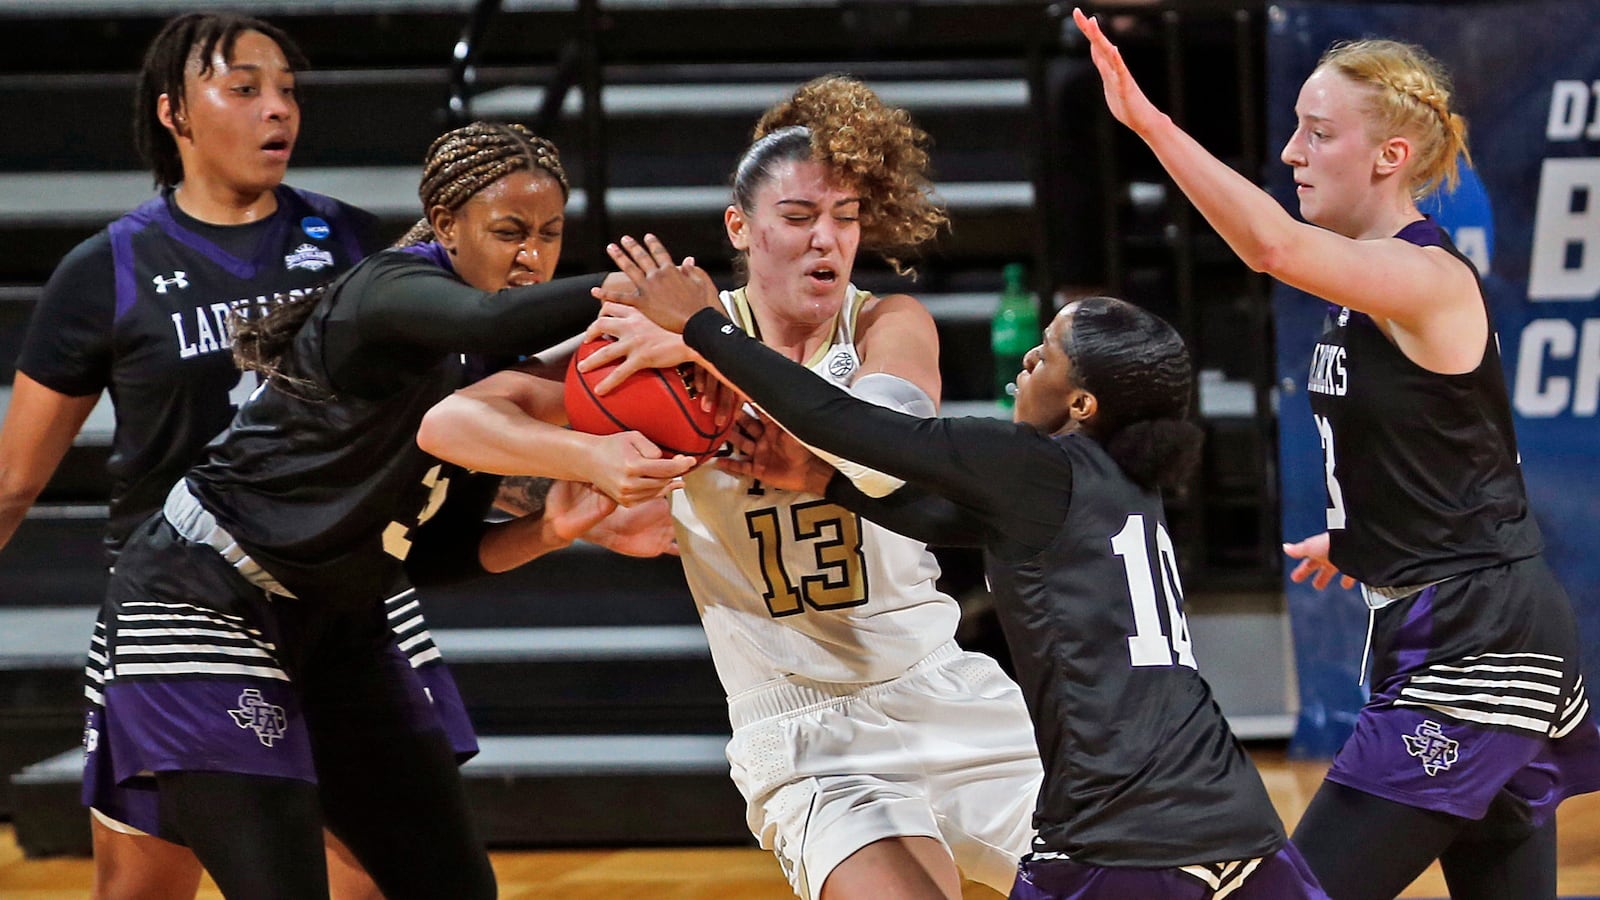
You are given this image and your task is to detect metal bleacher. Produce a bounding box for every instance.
[0,0,1294,858]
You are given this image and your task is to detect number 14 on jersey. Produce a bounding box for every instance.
[1111,514,1197,669]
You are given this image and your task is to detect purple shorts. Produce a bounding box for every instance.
[1011,843,1329,900]
[383,589,478,761]
[1327,558,1600,823]
[82,520,478,837]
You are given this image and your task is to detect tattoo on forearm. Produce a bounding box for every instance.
[497,476,553,518]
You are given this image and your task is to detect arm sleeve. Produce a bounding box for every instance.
[685,308,1070,552]
[353,258,603,357]
[403,469,502,587]
[824,475,989,547]
[14,234,115,396]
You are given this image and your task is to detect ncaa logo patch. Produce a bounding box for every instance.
[285,243,335,272]
[1402,719,1459,776]
[301,216,331,240]
[229,688,289,747]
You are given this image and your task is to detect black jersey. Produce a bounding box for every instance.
[983,435,1282,864]
[186,243,602,605]
[679,309,1286,867]
[15,187,377,559]
[1307,218,1542,587]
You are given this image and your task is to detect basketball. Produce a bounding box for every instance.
[564,338,733,460]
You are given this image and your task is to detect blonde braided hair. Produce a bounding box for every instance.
[396,121,569,247]
[1318,39,1472,200]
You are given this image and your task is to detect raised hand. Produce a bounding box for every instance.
[1283,532,1357,591]
[592,234,718,333]
[1073,8,1166,137]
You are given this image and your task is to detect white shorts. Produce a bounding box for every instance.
[726,642,1043,900]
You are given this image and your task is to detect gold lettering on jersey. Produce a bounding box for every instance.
[743,501,868,617]
[793,501,867,609]
[382,465,452,561]
[1307,343,1348,396]
[746,508,802,616]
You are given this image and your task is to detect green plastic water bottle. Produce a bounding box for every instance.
[991,263,1040,408]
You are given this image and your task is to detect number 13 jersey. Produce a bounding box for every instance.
[672,286,961,694]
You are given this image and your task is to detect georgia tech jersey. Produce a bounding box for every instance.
[672,285,960,693]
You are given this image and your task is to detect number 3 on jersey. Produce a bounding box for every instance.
[382,465,452,560]
[745,499,868,617]
[1111,514,1196,669]
[1314,413,1347,530]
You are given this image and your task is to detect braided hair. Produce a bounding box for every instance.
[1061,297,1202,492]
[396,121,569,247]
[234,121,567,388]
[134,12,307,188]
[1318,39,1472,200]
[735,75,947,275]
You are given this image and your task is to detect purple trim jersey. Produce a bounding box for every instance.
[15,187,378,559]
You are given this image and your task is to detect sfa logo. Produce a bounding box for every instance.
[1402,719,1459,776]
[229,688,289,747]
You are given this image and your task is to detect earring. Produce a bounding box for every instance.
[445,245,458,256]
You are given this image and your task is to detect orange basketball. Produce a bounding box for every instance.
[564,338,732,460]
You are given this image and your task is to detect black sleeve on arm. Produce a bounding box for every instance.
[685,308,1071,553]
[403,471,502,587]
[355,260,602,357]
[824,475,988,548]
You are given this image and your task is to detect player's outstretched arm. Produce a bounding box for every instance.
[1073,7,1477,349]
[417,366,693,506]
[477,480,614,572]
[478,481,678,571]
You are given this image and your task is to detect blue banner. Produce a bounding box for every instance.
[1270,1,1600,756]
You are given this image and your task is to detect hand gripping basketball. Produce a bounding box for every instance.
[565,337,733,461]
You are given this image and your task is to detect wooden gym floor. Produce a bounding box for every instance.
[2,748,1597,898]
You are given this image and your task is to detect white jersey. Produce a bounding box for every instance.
[673,285,961,693]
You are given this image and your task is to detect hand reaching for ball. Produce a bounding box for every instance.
[580,301,698,393]
[592,234,719,333]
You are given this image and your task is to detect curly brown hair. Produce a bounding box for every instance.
[741,75,947,274]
